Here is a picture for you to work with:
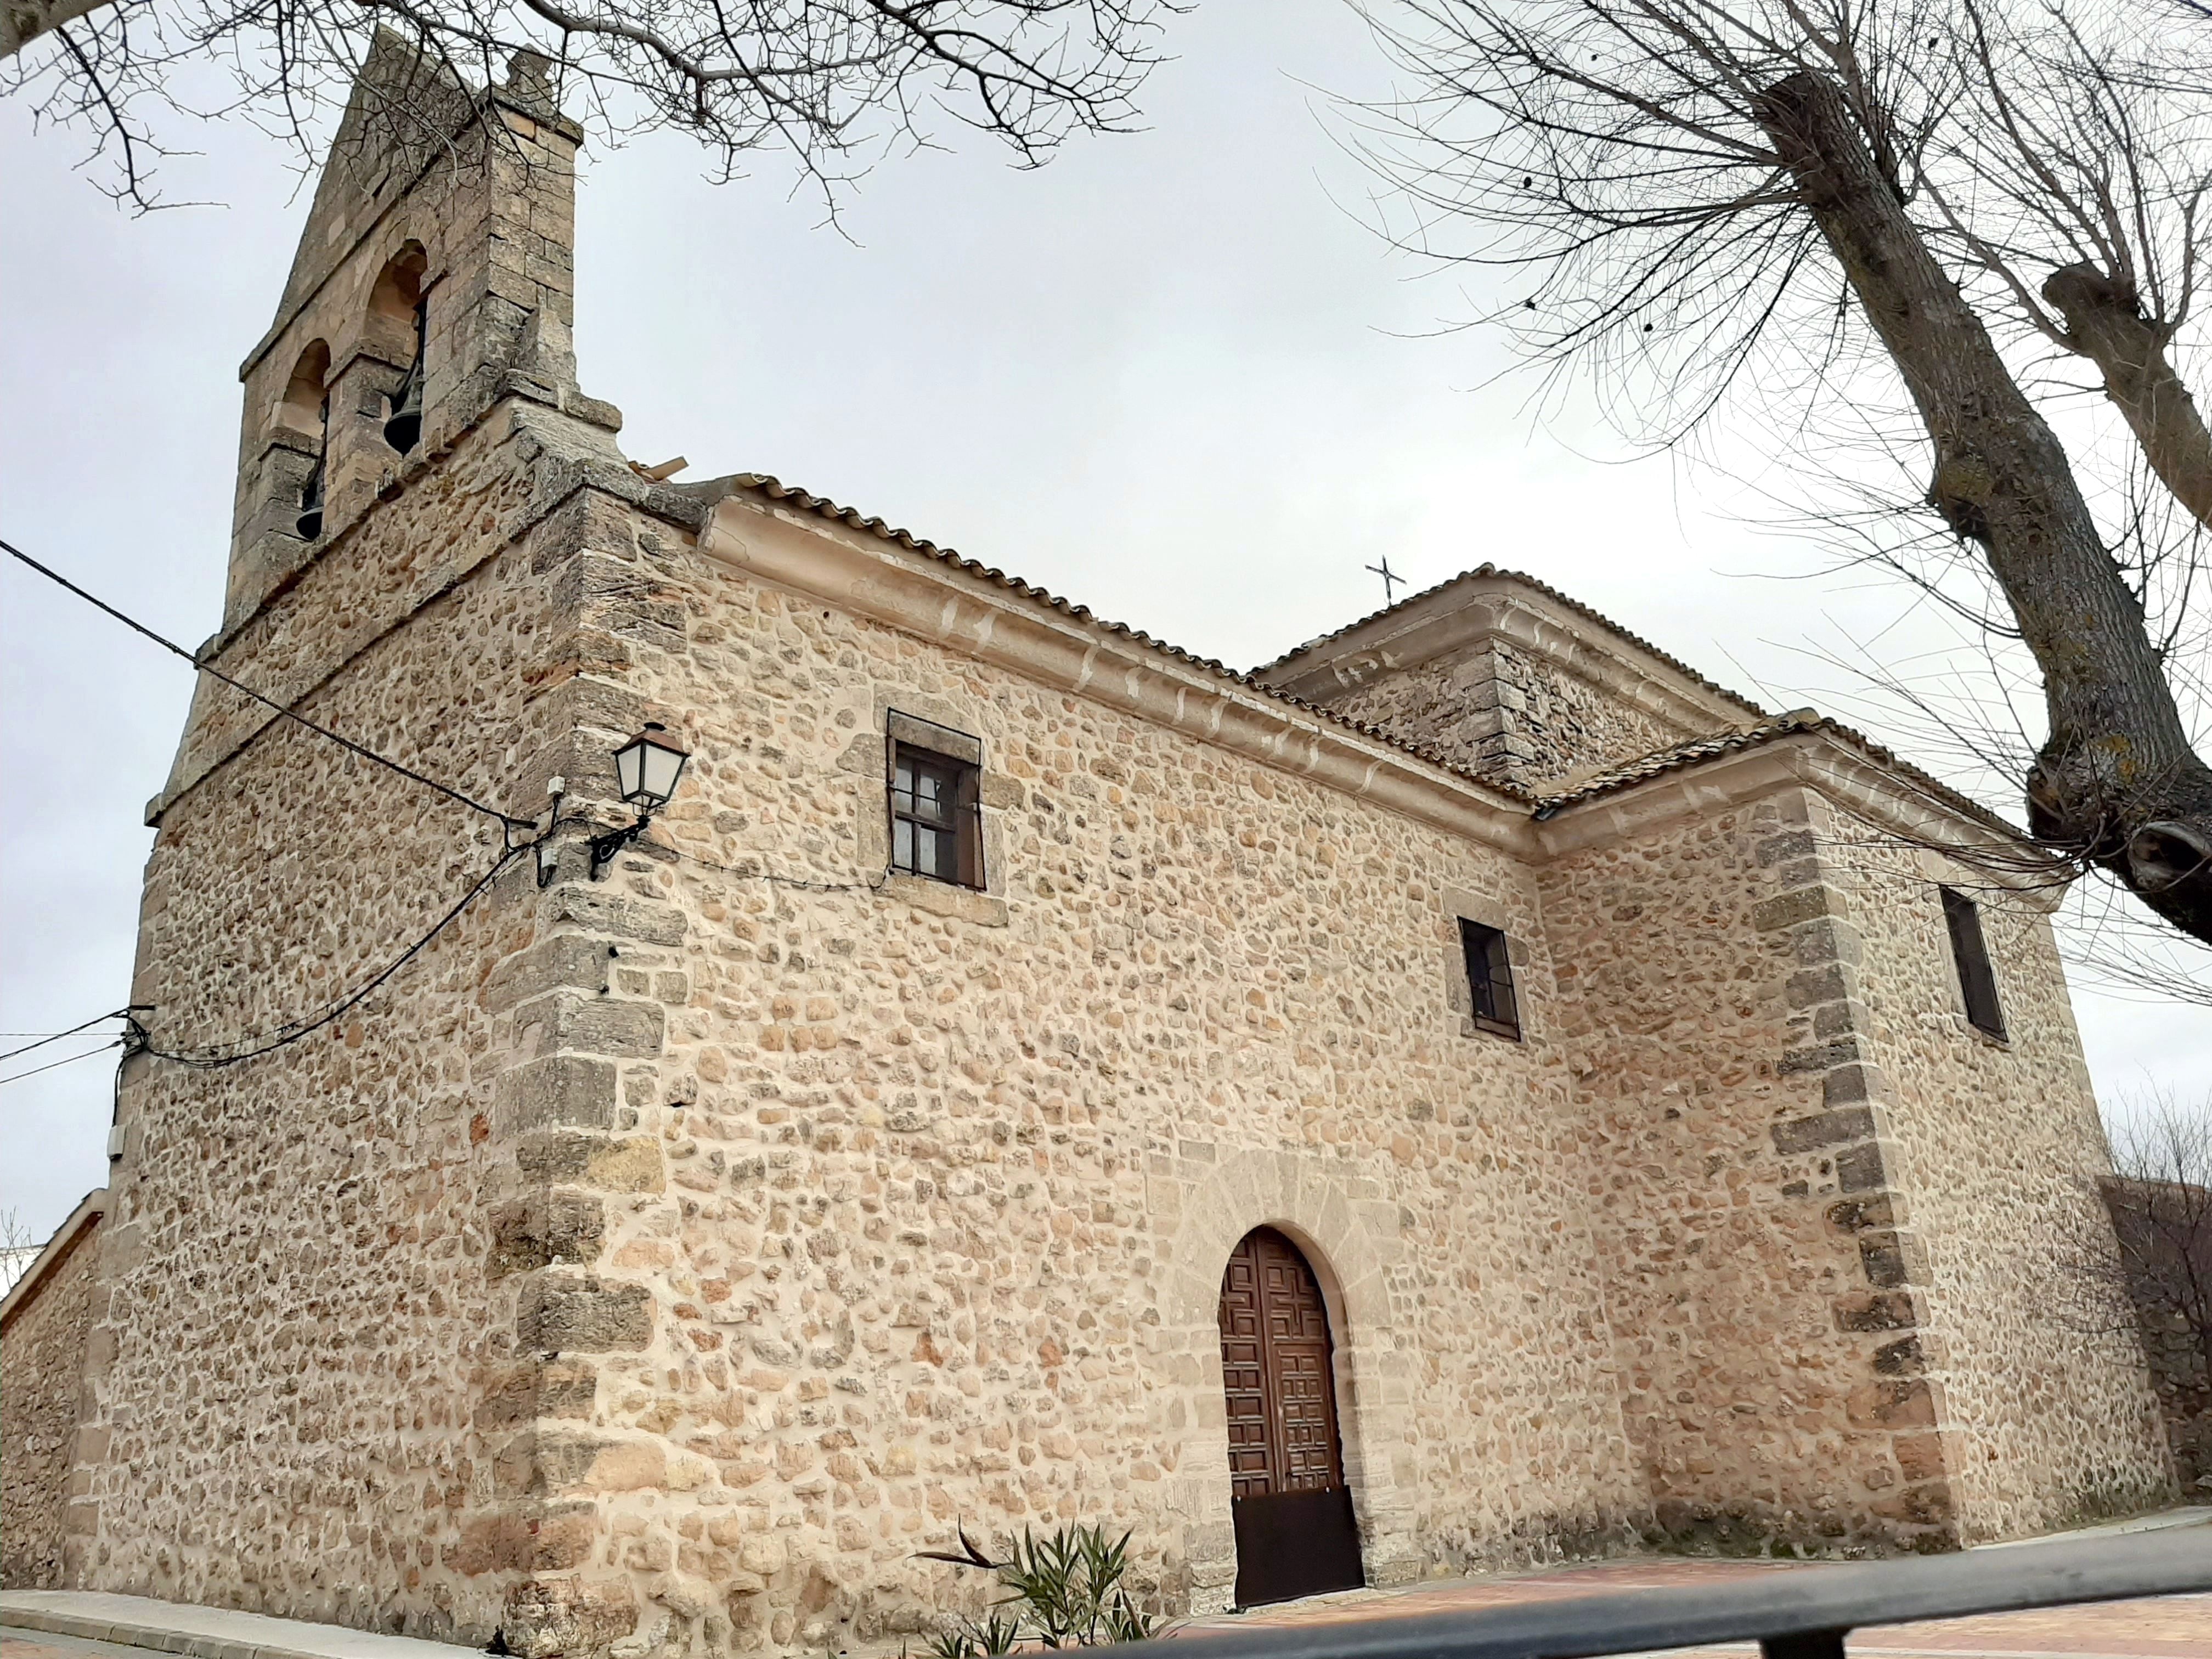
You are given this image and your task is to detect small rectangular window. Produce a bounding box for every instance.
[887,714,983,889]
[1940,886,2006,1040]
[1458,918,1521,1041]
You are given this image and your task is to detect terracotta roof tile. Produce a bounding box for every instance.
[1255,564,1768,718]
[1532,710,2023,839]
[713,473,2022,847]
[718,473,1538,804]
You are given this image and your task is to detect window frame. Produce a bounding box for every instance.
[1939,885,2007,1042]
[1458,917,1523,1041]
[885,712,985,890]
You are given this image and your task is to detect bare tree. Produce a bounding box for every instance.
[1351,0,2212,947]
[1,1206,41,1294]
[2096,1090,2212,1492]
[1,0,1171,210]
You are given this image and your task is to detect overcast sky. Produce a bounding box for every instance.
[4,0,2206,1242]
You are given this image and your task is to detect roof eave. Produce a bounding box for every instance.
[1534,726,2062,898]
[696,479,1546,856]
[0,1188,107,1331]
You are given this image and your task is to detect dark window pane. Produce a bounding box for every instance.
[889,737,983,887]
[1459,918,1521,1040]
[1940,887,2006,1040]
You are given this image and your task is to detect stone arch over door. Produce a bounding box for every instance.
[1159,1149,1418,1611]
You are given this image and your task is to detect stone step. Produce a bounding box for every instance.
[0,1593,471,1659]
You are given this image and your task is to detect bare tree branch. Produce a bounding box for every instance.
[1350,0,2212,946]
[3,0,1176,210]
[2045,261,2212,533]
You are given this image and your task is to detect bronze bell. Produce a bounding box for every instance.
[383,360,424,456]
[383,298,427,455]
[295,458,325,540]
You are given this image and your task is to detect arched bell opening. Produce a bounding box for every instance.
[1216,1227,1366,1607]
[277,340,332,540]
[368,241,430,455]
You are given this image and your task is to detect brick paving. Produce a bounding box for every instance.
[7,1550,2207,1659]
[1176,1556,2212,1658]
[4,1638,133,1659]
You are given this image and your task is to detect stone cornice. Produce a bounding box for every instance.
[1257,573,1763,741]
[148,400,702,827]
[695,487,2054,886]
[696,494,1545,860]
[1535,730,2067,905]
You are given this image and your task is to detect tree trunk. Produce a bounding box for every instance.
[2,0,114,60]
[1751,71,2212,944]
[2042,261,2212,535]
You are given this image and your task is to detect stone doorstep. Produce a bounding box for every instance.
[0,1593,471,1659]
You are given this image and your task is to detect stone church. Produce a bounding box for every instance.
[1,37,2179,1659]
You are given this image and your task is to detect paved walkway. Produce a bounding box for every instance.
[8,1519,2209,1659]
[1180,1539,2212,1659]
[0,1593,464,1659]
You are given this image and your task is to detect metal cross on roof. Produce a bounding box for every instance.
[1365,556,1404,607]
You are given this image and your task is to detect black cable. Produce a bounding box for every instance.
[0,1041,124,1089]
[17,832,874,1079]
[670,844,892,893]
[136,845,525,1068]
[0,1009,127,1064]
[2,537,533,832]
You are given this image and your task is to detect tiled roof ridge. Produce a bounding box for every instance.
[1251,564,1768,717]
[713,473,2024,847]
[1534,709,2024,839]
[718,473,1541,805]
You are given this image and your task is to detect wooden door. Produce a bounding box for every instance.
[1217,1228,1365,1605]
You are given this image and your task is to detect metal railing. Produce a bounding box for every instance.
[1147,1530,2211,1659]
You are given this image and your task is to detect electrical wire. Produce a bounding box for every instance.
[0,1041,124,1089]
[13,832,883,1084]
[2,537,533,832]
[0,1010,128,1064]
[134,845,526,1068]
[669,844,892,893]
[6,842,533,1084]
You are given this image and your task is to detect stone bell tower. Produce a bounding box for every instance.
[223,30,622,631]
[88,36,720,1649]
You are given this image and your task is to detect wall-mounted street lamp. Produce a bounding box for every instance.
[589,722,692,879]
[614,721,690,810]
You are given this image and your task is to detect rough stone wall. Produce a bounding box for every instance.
[2,1213,101,1589]
[2100,1178,2212,1497]
[1839,837,2172,1538]
[486,501,1650,1659]
[1302,637,1699,792]
[78,403,651,1640]
[81,407,2177,1659]
[1537,791,1962,1555]
[227,49,609,635]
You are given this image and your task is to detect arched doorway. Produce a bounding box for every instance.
[1217,1227,1365,1606]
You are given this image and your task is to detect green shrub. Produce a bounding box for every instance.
[917,1523,1156,1654]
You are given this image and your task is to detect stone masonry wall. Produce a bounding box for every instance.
[1837,833,2172,1539]
[1537,790,1960,1555]
[1302,637,1698,792]
[228,53,610,635]
[2101,1178,2212,1498]
[79,407,640,1640]
[2,1211,102,1589]
[487,499,1651,1659]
